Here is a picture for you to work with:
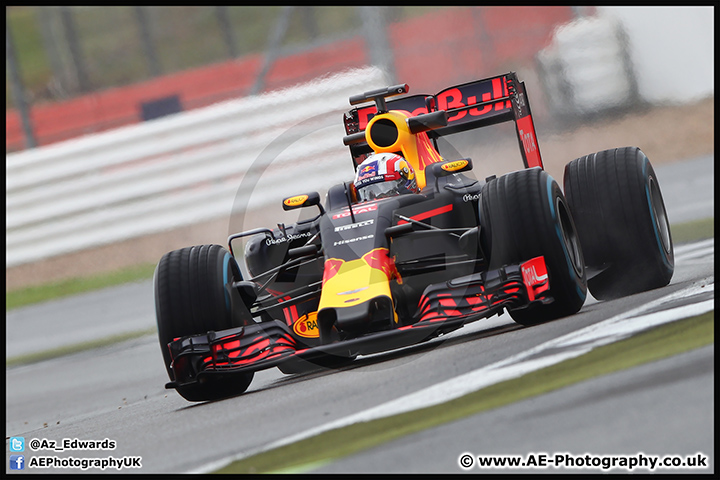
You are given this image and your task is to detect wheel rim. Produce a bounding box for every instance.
[648,177,672,254]
[556,197,584,277]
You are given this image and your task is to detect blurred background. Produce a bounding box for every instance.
[6,6,580,151]
[5,6,714,287]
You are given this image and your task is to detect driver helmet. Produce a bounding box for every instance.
[353,153,419,202]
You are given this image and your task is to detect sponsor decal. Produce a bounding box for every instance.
[441,159,469,172]
[318,248,397,310]
[283,194,309,208]
[522,263,548,285]
[437,77,511,122]
[363,248,402,283]
[514,91,527,116]
[322,258,345,285]
[334,234,374,247]
[358,174,383,184]
[357,105,428,130]
[265,231,313,246]
[353,77,512,131]
[293,312,319,338]
[334,219,374,232]
[463,193,481,203]
[519,128,537,153]
[516,115,542,168]
[521,256,549,302]
[332,203,378,219]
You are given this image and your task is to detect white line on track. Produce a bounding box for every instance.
[674,238,714,261]
[194,279,714,473]
[674,238,714,254]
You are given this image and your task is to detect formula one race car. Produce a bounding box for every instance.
[154,72,674,401]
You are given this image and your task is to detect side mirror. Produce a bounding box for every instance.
[424,158,474,193]
[431,158,473,177]
[282,192,324,215]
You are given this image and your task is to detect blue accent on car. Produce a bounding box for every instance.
[547,175,586,301]
[223,253,231,311]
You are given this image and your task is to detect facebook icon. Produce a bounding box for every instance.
[10,455,25,470]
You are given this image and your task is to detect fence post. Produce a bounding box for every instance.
[216,6,238,58]
[135,6,161,77]
[250,6,294,96]
[37,7,72,99]
[60,6,92,93]
[301,6,318,41]
[6,17,37,149]
[357,7,397,84]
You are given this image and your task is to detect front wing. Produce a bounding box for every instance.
[165,256,550,391]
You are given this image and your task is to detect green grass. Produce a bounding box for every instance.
[6,262,157,311]
[6,7,49,103]
[5,327,157,368]
[670,217,714,245]
[5,217,713,312]
[218,311,714,474]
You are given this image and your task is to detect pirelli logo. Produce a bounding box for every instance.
[334,219,374,232]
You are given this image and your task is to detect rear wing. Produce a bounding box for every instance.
[343,72,542,171]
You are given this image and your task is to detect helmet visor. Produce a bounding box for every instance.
[357,179,404,201]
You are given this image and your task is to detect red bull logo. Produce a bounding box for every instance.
[322,258,345,286]
[362,248,402,284]
[318,248,398,312]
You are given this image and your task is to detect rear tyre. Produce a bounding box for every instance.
[482,168,587,326]
[564,147,673,300]
[155,244,254,401]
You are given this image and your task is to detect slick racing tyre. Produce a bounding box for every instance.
[564,147,674,300]
[155,244,254,401]
[482,168,587,325]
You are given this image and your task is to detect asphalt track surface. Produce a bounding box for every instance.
[5,155,714,474]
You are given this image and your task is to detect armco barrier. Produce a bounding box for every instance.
[5,67,385,268]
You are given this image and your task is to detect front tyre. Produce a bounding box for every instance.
[482,168,587,326]
[564,147,674,300]
[154,244,254,401]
